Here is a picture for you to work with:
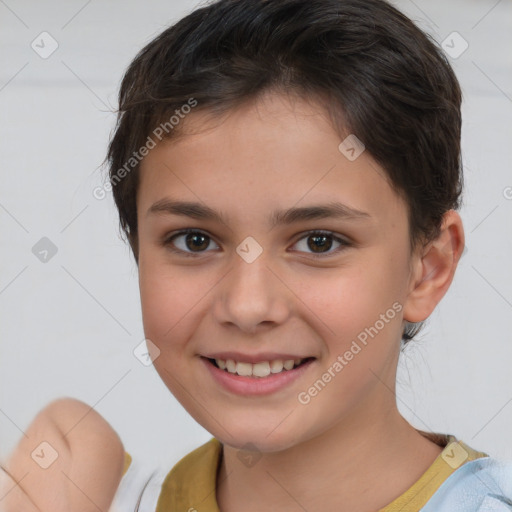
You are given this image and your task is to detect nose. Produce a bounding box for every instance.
[212,249,291,334]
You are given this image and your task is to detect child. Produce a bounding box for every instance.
[2,0,512,510]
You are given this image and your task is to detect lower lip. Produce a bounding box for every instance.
[201,356,315,396]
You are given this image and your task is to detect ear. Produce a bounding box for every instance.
[402,210,465,323]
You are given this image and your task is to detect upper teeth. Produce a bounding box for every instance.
[215,358,304,377]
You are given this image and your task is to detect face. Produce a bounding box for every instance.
[136,92,417,452]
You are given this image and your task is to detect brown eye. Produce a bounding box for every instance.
[164,229,219,256]
[163,229,350,258]
[308,233,333,253]
[184,232,210,251]
[292,231,349,257]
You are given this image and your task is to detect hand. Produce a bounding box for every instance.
[0,397,125,512]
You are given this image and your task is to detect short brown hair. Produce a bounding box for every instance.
[105,0,464,346]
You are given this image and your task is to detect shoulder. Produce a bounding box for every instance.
[422,457,512,511]
[110,438,222,512]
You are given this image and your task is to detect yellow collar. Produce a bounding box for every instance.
[155,433,488,512]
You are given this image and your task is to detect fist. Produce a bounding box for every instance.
[0,397,125,512]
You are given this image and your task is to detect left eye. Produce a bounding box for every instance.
[163,229,349,257]
[292,230,349,257]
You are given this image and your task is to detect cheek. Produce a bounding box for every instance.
[139,263,192,346]
[138,259,219,353]
[296,256,406,356]
[301,261,399,322]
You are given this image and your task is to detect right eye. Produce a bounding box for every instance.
[163,229,220,257]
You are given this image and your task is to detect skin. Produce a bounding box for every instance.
[136,91,465,511]
[0,398,124,512]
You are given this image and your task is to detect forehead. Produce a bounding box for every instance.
[137,93,406,229]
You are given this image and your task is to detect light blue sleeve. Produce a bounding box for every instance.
[421,457,512,512]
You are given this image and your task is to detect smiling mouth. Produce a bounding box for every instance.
[204,356,316,378]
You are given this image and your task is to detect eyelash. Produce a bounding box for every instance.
[162,229,351,259]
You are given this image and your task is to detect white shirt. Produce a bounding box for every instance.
[109,457,167,512]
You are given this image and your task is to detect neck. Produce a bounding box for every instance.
[216,404,443,512]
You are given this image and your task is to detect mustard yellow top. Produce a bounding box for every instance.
[122,451,132,477]
[121,430,488,512]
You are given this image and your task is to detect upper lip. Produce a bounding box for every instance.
[201,352,314,364]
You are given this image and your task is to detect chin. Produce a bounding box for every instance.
[210,420,306,453]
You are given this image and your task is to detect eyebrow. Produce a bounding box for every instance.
[146,198,371,227]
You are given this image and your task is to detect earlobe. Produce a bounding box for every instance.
[402,210,465,323]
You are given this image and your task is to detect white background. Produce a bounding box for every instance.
[1,0,511,472]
